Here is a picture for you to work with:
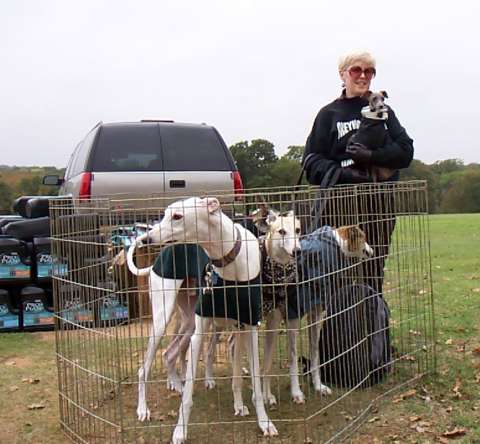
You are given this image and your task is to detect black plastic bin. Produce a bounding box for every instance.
[0,288,20,331]
[0,237,32,283]
[20,286,54,330]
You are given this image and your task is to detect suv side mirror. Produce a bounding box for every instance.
[43,175,64,186]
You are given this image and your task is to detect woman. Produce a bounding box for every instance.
[301,51,415,387]
[303,51,414,295]
[303,51,414,186]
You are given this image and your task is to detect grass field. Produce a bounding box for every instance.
[0,213,479,443]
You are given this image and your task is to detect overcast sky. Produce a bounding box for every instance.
[1,0,479,168]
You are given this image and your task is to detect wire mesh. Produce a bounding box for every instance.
[50,180,435,444]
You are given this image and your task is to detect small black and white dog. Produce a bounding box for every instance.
[349,90,389,150]
[348,91,396,181]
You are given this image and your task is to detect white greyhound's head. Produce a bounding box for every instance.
[139,197,222,247]
[251,203,301,265]
[334,225,374,259]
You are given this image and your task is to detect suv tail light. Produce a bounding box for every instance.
[231,171,244,201]
[79,172,92,200]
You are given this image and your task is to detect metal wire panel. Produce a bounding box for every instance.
[50,181,435,443]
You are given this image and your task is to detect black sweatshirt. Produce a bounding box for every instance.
[303,94,414,185]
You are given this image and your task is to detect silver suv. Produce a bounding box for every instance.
[44,120,243,206]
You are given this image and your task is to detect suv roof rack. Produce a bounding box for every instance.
[140,119,174,123]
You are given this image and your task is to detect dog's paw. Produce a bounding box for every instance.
[167,377,183,394]
[259,420,278,437]
[315,384,332,396]
[266,392,277,407]
[137,406,151,422]
[291,390,305,405]
[171,425,187,444]
[204,378,216,390]
[234,404,250,416]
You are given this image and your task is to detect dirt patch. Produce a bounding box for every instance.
[1,355,35,368]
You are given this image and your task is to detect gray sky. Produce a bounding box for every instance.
[1,0,479,167]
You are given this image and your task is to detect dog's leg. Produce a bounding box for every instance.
[308,309,331,396]
[172,315,212,444]
[245,327,278,437]
[262,309,282,407]
[137,276,183,422]
[231,330,249,416]
[286,317,305,404]
[163,281,197,392]
[204,330,220,389]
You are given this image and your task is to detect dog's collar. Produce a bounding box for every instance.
[361,105,388,120]
[210,226,242,268]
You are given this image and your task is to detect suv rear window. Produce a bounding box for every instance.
[160,125,231,171]
[91,124,163,172]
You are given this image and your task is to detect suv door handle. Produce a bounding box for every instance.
[169,180,186,188]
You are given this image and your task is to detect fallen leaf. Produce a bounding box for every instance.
[28,403,46,410]
[9,386,19,392]
[445,406,453,413]
[475,373,480,383]
[167,410,177,418]
[445,338,453,345]
[415,426,425,433]
[418,420,431,427]
[472,288,480,293]
[442,427,467,438]
[409,415,421,422]
[473,347,480,355]
[368,416,380,423]
[419,289,427,295]
[6,361,16,366]
[452,377,462,399]
[393,389,417,403]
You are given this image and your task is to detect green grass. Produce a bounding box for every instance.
[354,213,480,443]
[1,213,479,443]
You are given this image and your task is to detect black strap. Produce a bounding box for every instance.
[309,166,341,232]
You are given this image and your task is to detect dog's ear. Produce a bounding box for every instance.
[266,209,279,225]
[251,207,270,233]
[205,197,220,214]
[380,90,388,99]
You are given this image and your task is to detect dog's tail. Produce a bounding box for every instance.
[126,232,153,277]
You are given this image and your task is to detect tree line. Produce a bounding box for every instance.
[0,145,479,214]
[230,140,480,214]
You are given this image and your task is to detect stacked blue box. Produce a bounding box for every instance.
[21,286,54,329]
[0,288,20,330]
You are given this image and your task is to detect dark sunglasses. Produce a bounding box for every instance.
[348,66,376,80]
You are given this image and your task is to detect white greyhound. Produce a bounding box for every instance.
[251,204,374,406]
[126,197,278,444]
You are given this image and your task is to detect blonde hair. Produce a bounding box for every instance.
[338,51,376,72]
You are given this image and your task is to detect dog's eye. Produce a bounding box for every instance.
[172,213,183,221]
[295,228,301,235]
[278,229,287,236]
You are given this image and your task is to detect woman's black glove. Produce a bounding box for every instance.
[346,142,373,165]
[340,167,373,184]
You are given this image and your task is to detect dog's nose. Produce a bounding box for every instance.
[292,247,301,256]
[363,246,374,258]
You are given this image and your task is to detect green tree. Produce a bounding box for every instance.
[283,145,304,162]
[0,180,14,213]
[440,170,480,213]
[230,139,278,188]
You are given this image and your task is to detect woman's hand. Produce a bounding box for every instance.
[346,143,373,165]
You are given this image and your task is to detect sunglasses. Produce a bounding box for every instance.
[348,66,376,80]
